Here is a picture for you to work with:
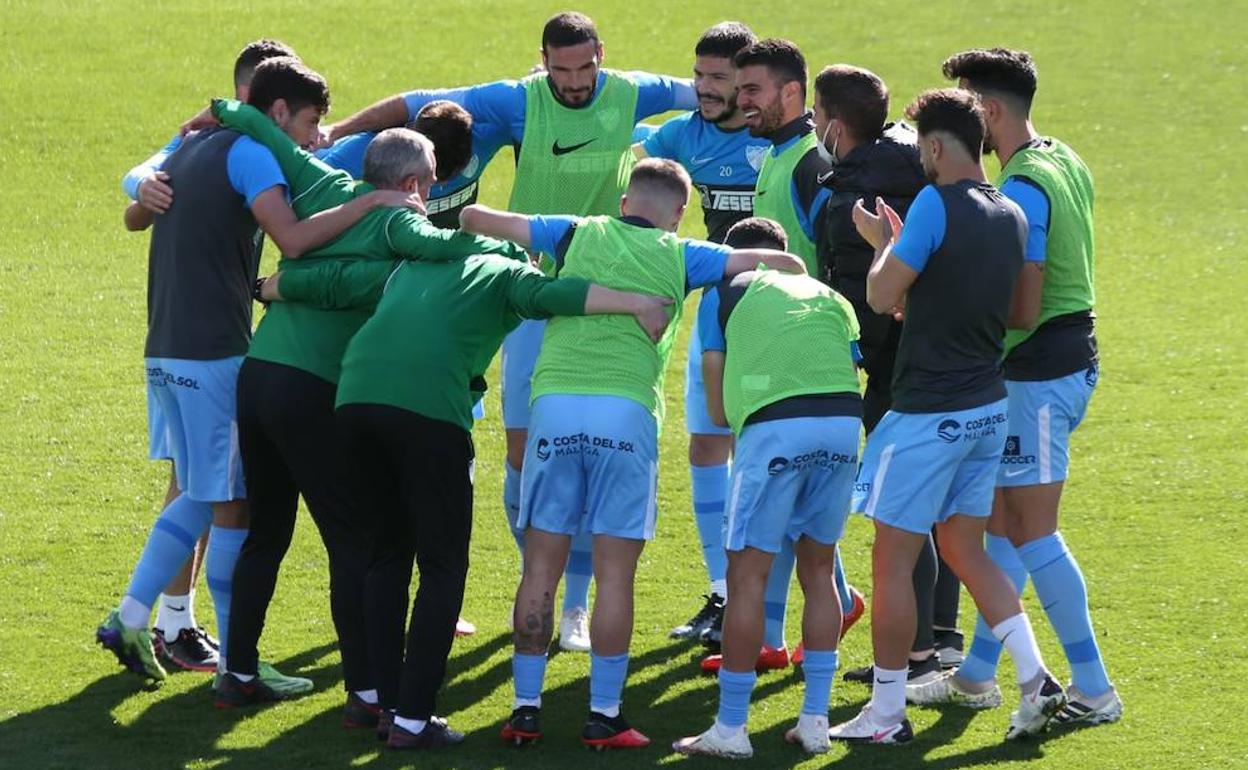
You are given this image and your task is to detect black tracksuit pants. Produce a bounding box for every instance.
[230,358,372,690]
[337,403,474,719]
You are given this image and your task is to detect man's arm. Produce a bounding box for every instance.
[631,112,683,161]
[504,264,673,341]
[629,72,698,118]
[123,201,155,232]
[697,286,729,427]
[1000,177,1050,330]
[320,81,522,148]
[854,193,935,316]
[319,94,408,148]
[458,204,535,248]
[724,248,807,278]
[683,239,807,290]
[122,134,181,210]
[387,209,527,262]
[260,259,398,309]
[250,186,408,259]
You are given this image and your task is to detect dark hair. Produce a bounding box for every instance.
[904,88,985,159]
[412,101,473,182]
[628,158,691,202]
[247,56,330,116]
[734,39,807,99]
[694,21,756,60]
[814,64,888,142]
[233,39,297,89]
[542,11,598,51]
[725,217,787,251]
[941,48,1038,113]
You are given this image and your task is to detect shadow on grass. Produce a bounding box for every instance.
[3,632,1065,770]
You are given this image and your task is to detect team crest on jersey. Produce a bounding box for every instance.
[596,107,622,131]
[462,153,480,180]
[745,145,767,172]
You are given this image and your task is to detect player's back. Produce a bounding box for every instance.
[532,216,686,416]
[146,127,261,361]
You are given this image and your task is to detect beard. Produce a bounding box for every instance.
[699,92,738,124]
[747,99,785,137]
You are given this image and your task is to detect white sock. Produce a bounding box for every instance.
[594,704,620,718]
[514,696,541,709]
[155,593,194,640]
[353,689,378,705]
[118,596,151,630]
[992,613,1044,685]
[713,720,744,738]
[231,671,255,683]
[394,715,427,734]
[867,665,907,721]
[710,580,728,599]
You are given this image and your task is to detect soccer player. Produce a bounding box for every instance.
[95,57,398,684]
[630,21,769,641]
[118,38,296,672]
[316,100,480,229]
[828,88,1065,744]
[460,159,806,750]
[198,99,514,717]
[252,231,675,750]
[719,37,863,674]
[812,64,962,686]
[673,217,861,759]
[321,12,698,651]
[908,49,1121,726]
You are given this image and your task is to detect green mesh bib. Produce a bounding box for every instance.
[754,132,818,274]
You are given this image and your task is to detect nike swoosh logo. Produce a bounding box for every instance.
[873,728,896,741]
[876,679,896,685]
[166,605,186,612]
[1004,469,1029,477]
[817,170,835,185]
[552,138,597,155]
[1043,600,1060,611]
[691,155,715,165]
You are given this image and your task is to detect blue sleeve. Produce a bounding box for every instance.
[122,134,182,199]
[697,288,726,352]
[850,340,863,365]
[628,71,698,120]
[793,181,832,241]
[891,185,946,273]
[641,113,686,160]
[632,123,659,144]
[527,215,579,257]
[682,239,732,290]
[226,137,287,208]
[404,81,525,144]
[1000,177,1050,263]
[315,132,375,179]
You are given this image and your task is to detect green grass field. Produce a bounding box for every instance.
[1,1,1245,768]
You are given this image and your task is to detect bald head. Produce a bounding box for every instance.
[363,128,436,191]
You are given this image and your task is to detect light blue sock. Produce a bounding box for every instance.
[1019,532,1111,696]
[716,668,758,729]
[833,550,853,611]
[503,461,523,551]
[206,525,248,659]
[125,494,213,608]
[513,652,547,705]
[763,540,796,649]
[589,652,630,714]
[562,532,593,612]
[800,649,839,716]
[690,463,729,591]
[957,534,1028,683]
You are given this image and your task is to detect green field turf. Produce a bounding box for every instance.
[1,0,1245,768]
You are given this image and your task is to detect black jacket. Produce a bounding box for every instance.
[819,122,926,303]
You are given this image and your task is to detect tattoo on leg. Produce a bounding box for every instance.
[515,590,554,654]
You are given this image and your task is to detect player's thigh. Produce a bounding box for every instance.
[723,419,805,554]
[581,396,659,541]
[791,415,862,547]
[500,319,546,431]
[151,356,246,504]
[684,327,732,441]
[521,394,589,536]
[854,409,966,536]
[998,368,1094,489]
[942,398,1010,526]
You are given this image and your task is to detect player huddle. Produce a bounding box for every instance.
[100,10,1120,759]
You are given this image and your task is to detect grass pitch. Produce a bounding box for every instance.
[0,1,1245,768]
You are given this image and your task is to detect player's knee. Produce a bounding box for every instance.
[688,433,731,466]
[506,431,527,470]
[211,499,249,528]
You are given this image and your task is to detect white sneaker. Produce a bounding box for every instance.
[558,607,591,652]
[673,724,753,759]
[907,670,1003,709]
[1054,684,1123,726]
[784,714,829,754]
[828,704,913,744]
[1006,672,1067,740]
[454,617,476,637]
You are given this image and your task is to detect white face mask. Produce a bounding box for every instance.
[815,118,839,165]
